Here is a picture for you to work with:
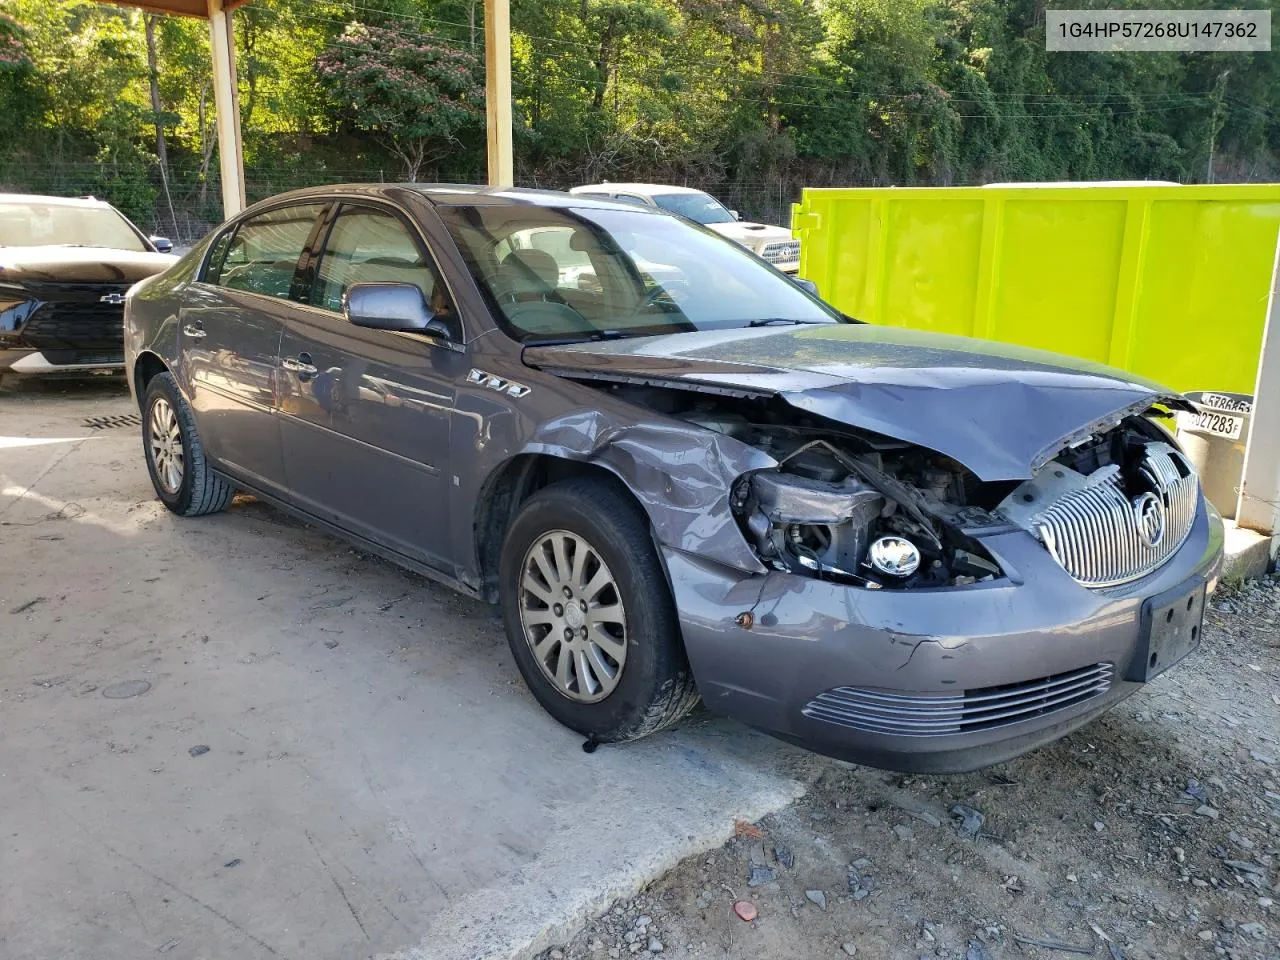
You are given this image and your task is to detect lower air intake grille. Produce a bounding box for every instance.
[41,349,124,365]
[22,300,125,352]
[802,662,1114,737]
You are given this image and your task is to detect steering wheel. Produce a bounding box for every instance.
[628,280,692,319]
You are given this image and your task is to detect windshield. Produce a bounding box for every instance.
[0,202,149,251]
[437,205,838,343]
[650,192,735,225]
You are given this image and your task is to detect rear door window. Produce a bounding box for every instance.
[204,204,325,300]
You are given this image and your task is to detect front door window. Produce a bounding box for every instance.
[310,207,447,316]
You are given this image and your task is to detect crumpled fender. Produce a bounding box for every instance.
[521,409,776,573]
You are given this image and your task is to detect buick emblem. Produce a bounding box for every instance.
[1133,492,1165,548]
[100,293,127,305]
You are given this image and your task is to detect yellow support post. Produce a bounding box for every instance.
[207,0,246,217]
[484,0,513,188]
[1238,231,1280,536]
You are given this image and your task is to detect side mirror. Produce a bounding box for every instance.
[793,277,819,297]
[730,210,740,220]
[150,235,174,254]
[345,282,452,339]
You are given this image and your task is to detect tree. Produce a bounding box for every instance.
[580,0,673,112]
[317,22,484,181]
[0,10,36,143]
[144,14,179,237]
[0,0,1278,230]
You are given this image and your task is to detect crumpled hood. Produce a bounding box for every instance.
[705,220,793,249]
[0,245,176,284]
[523,323,1193,482]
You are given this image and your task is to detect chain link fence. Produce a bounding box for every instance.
[1,157,815,246]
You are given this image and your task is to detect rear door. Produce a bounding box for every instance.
[179,203,327,492]
[276,201,465,571]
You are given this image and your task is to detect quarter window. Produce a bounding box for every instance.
[205,204,325,300]
[310,206,445,315]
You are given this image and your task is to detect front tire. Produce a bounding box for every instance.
[499,477,700,742]
[142,372,234,517]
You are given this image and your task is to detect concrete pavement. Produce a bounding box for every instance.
[0,379,807,960]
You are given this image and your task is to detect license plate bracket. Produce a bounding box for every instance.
[1127,578,1206,683]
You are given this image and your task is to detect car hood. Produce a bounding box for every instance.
[0,246,177,284]
[523,324,1193,482]
[704,221,793,247]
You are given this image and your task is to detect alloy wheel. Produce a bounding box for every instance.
[518,530,628,703]
[148,396,184,495]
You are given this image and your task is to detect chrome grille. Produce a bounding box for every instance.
[802,662,1114,737]
[1034,444,1198,587]
[761,240,800,264]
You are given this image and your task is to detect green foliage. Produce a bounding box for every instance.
[0,11,36,142]
[0,0,1276,235]
[317,22,484,178]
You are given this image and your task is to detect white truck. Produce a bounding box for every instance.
[568,183,800,274]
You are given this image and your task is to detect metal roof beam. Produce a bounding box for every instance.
[101,0,251,18]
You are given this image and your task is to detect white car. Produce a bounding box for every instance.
[568,183,800,273]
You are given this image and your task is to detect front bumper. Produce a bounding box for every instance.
[666,499,1224,773]
[1,282,129,375]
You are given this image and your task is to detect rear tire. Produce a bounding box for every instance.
[142,372,235,517]
[499,477,700,742]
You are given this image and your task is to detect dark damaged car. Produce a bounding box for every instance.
[0,193,175,376]
[123,185,1223,772]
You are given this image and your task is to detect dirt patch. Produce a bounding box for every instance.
[542,578,1280,960]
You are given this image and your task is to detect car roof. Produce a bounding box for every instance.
[0,192,115,209]
[569,183,707,197]
[235,183,662,215]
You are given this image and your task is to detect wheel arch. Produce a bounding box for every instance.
[473,454,649,604]
[132,351,170,410]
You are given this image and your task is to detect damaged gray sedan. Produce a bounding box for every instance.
[124,185,1224,772]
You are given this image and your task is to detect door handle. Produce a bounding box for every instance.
[182,323,206,339]
[282,354,318,378]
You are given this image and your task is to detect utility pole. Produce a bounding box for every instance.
[1206,70,1230,185]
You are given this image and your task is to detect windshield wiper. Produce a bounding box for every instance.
[745,317,826,327]
[526,329,630,346]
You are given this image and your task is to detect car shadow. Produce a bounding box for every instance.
[0,372,130,400]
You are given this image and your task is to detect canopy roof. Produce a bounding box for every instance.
[109,0,251,18]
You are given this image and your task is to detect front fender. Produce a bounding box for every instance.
[518,411,776,573]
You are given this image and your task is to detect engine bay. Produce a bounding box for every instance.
[592,382,1180,590]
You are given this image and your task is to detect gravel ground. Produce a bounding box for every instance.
[539,577,1280,960]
